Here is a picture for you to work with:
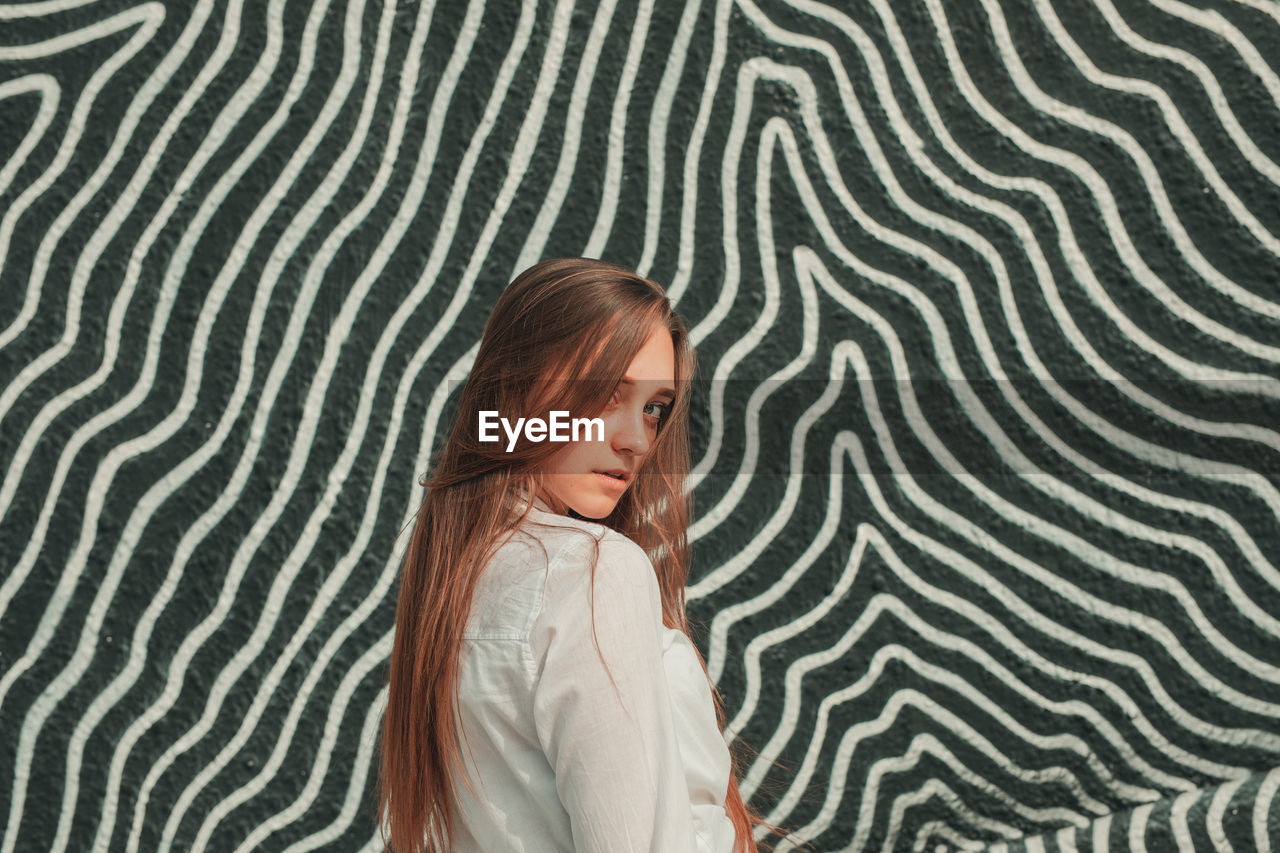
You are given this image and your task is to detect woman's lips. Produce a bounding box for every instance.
[593,471,628,491]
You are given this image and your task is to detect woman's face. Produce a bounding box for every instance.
[538,325,676,519]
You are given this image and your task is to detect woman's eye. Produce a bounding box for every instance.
[643,401,670,423]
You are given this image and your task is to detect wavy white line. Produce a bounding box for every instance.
[944,0,1280,352]
[1032,0,1280,300]
[108,1,561,847]
[125,0,576,847]
[513,0,623,272]
[694,58,1280,687]
[582,0,654,258]
[636,0,701,277]
[243,344,482,851]
[1256,766,1280,853]
[1,0,356,846]
[688,3,1280,600]
[0,5,163,354]
[0,75,57,198]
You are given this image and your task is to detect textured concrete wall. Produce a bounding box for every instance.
[1,0,1278,850]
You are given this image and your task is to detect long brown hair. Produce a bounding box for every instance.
[376,257,787,852]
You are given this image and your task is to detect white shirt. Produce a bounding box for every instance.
[447,492,739,852]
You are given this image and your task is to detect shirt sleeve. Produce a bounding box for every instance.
[529,532,703,852]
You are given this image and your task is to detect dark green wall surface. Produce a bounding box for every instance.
[1,0,1279,850]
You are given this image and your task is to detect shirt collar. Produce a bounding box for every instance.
[512,486,555,515]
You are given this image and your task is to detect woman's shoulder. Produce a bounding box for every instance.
[518,512,659,609]
[518,507,650,568]
[526,519,666,662]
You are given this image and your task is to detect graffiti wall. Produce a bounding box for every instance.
[1,0,1278,849]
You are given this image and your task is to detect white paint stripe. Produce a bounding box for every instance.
[690,3,1280,614]
[721,247,1269,768]
[794,0,1278,397]
[234,630,393,853]
[1093,813,1113,852]
[3,14,249,853]
[755,624,1148,830]
[913,819,986,851]
[243,345,481,850]
[0,0,342,846]
[775,0,1280,635]
[806,0,1280,449]
[2,0,1269,845]
[1171,788,1198,853]
[0,0,256,641]
[836,340,1280,728]
[860,521,1245,782]
[685,104,816,514]
[582,0,655,258]
[514,0,623,273]
[274,655,391,853]
[702,82,1280,689]
[0,0,100,18]
[825,415,1270,759]
[10,0,384,835]
[665,0,730,307]
[11,0,350,845]
[1254,766,1280,853]
[815,729,1039,849]
[1130,802,1154,852]
[741,583,1182,802]
[848,0,1280,391]
[174,4,406,848]
[0,5,161,60]
[111,0,558,847]
[0,6,162,354]
[1206,777,1243,852]
[720,434,1178,797]
[0,2,175,425]
[1034,0,1280,289]
[637,0,701,277]
[949,0,1280,357]
[0,75,57,197]
[117,0,544,847]
[161,3,473,845]
[1145,0,1280,120]
[4,0,293,664]
[883,777,1020,852]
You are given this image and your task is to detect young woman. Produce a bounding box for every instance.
[376,257,779,852]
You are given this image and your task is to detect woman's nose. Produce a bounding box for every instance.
[611,409,651,456]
